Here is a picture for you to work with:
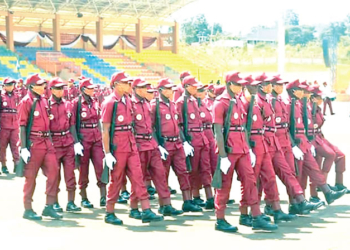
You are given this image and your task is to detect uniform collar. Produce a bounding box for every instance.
[49,95,62,105]
[131,93,144,104]
[28,89,41,100]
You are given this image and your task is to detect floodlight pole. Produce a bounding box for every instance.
[329,35,337,88]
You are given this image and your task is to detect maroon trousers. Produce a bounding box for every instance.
[0,128,20,164]
[162,149,191,191]
[55,145,77,202]
[207,137,218,175]
[130,149,171,207]
[106,151,150,212]
[190,144,212,190]
[215,153,259,219]
[23,146,59,210]
[79,140,105,189]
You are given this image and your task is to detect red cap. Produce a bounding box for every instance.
[286,80,301,90]
[214,85,226,96]
[68,78,75,83]
[244,75,261,86]
[78,75,86,80]
[309,85,322,96]
[197,83,208,91]
[110,72,132,87]
[264,75,275,82]
[273,75,288,84]
[207,84,215,92]
[49,77,67,88]
[79,78,94,90]
[132,78,150,88]
[26,74,45,86]
[225,71,247,84]
[255,73,268,82]
[299,81,310,91]
[18,78,23,83]
[180,71,191,80]
[157,78,175,89]
[183,76,200,87]
[147,85,157,93]
[3,77,16,85]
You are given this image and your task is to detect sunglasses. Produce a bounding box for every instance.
[4,83,15,86]
[52,86,64,90]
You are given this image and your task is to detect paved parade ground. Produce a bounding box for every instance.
[1,101,350,250]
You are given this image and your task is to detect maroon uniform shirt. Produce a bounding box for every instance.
[0,90,19,130]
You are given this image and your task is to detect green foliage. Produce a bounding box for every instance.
[285,9,300,26]
[286,25,316,45]
[321,22,347,43]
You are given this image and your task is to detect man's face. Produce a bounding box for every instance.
[145,92,155,102]
[32,84,46,96]
[185,85,197,96]
[17,82,23,88]
[293,89,304,99]
[261,82,272,94]
[114,81,131,95]
[195,91,206,100]
[229,83,242,95]
[207,91,216,99]
[161,88,173,100]
[273,84,284,95]
[4,83,15,92]
[83,87,94,97]
[68,81,74,87]
[135,86,148,98]
[51,86,64,98]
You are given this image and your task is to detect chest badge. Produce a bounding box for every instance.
[118,115,124,122]
[297,118,301,124]
[81,112,87,118]
[314,124,318,129]
[190,113,195,119]
[200,112,205,118]
[67,112,72,118]
[34,111,39,117]
[252,114,257,121]
[308,119,311,125]
[49,114,54,120]
[136,114,142,121]
[174,114,178,120]
[276,117,281,123]
[233,112,239,119]
[267,116,271,122]
[3,102,7,107]
[165,114,171,120]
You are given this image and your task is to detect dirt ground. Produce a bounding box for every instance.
[1,102,350,250]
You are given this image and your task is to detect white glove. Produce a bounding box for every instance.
[183,141,194,157]
[249,149,256,167]
[74,142,84,156]
[104,153,117,170]
[292,146,304,161]
[20,148,31,164]
[158,145,169,161]
[310,145,316,157]
[220,157,231,175]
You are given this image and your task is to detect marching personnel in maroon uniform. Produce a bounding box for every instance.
[101,72,163,225]
[150,78,203,213]
[16,78,27,100]
[131,77,183,216]
[66,78,79,101]
[176,76,214,209]
[203,84,216,112]
[18,74,62,220]
[173,71,190,103]
[286,80,346,204]
[308,85,349,201]
[0,78,20,174]
[71,78,107,208]
[48,77,83,212]
[213,71,277,232]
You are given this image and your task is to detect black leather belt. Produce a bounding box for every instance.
[51,130,70,136]
[296,128,305,134]
[135,134,153,140]
[264,126,276,133]
[314,128,322,134]
[188,127,204,132]
[250,129,264,135]
[30,131,50,137]
[115,125,132,131]
[163,136,180,142]
[0,108,17,113]
[229,126,245,132]
[81,123,98,128]
[276,123,288,129]
[203,124,213,129]
[308,129,314,134]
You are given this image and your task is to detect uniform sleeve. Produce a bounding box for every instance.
[213,100,225,125]
[18,98,30,126]
[175,100,184,124]
[150,101,156,127]
[71,99,77,125]
[101,99,114,123]
[67,102,76,126]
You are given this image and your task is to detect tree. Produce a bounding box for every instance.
[321,22,347,43]
[285,25,316,45]
[285,9,299,26]
[181,14,223,44]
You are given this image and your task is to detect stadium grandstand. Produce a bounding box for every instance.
[0,0,219,85]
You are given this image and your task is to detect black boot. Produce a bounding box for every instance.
[120,190,130,200]
[169,186,177,195]
[335,184,350,194]
[129,209,142,220]
[160,205,184,216]
[81,198,94,208]
[264,204,274,216]
[204,198,215,209]
[215,219,238,233]
[325,189,347,205]
[289,201,313,215]
[193,197,206,207]
[252,215,278,231]
[182,200,203,212]
[105,213,123,225]
[1,166,9,174]
[141,209,164,223]
[273,210,297,223]
[227,199,235,205]
[23,209,42,221]
[149,194,155,200]
[42,205,63,219]
[309,197,326,208]
[53,202,63,212]
[100,196,106,207]
[117,195,128,204]
[66,201,82,212]
[147,185,156,195]
[239,214,252,227]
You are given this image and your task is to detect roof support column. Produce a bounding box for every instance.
[172,21,179,54]
[136,19,143,53]
[53,14,61,52]
[5,11,14,52]
[96,17,103,52]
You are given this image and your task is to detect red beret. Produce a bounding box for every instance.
[286,80,301,90]
[214,85,226,96]
[132,78,150,88]
[299,81,310,91]
[183,76,200,87]
[255,73,268,82]
[157,78,175,89]
[26,74,45,86]
[78,75,86,80]
[3,77,16,85]
[180,71,191,79]
[79,78,94,90]
[110,72,132,88]
[49,77,67,88]
[225,71,247,84]
[244,75,261,86]
[18,78,23,83]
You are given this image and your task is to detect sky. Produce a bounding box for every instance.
[170,0,350,35]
